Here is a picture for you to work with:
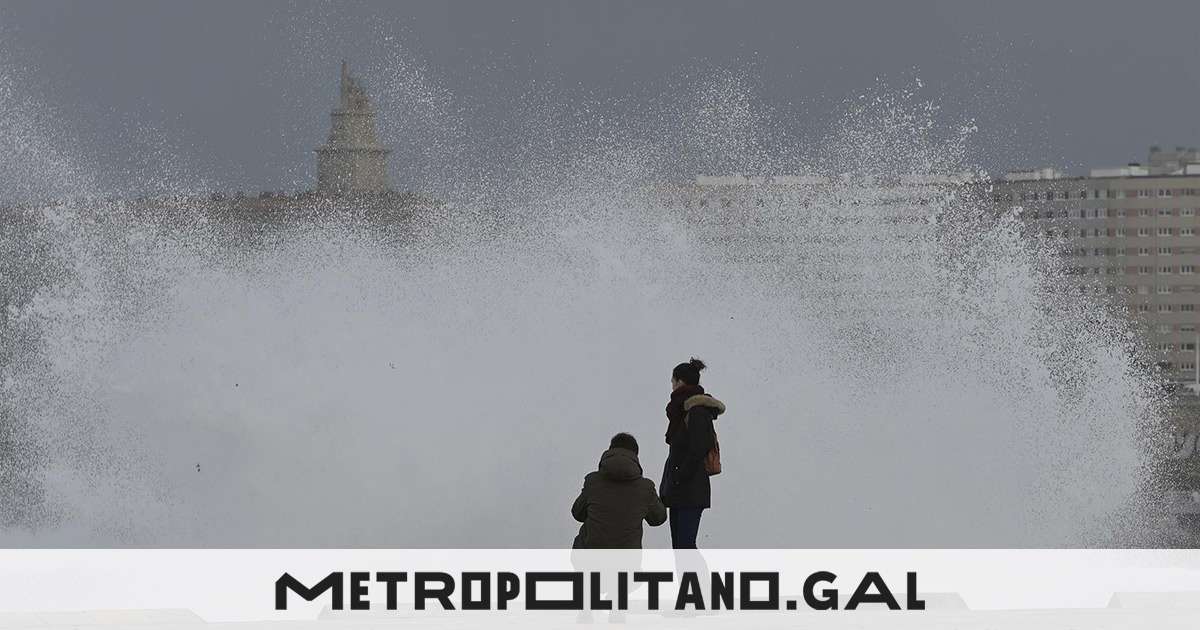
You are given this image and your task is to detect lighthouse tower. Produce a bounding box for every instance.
[315,62,391,196]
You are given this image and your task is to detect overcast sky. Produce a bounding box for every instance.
[2,0,1200,197]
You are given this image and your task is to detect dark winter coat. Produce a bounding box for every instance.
[572,448,667,549]
[660,393,725,509]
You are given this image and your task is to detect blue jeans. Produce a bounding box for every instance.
[669,507,704,549]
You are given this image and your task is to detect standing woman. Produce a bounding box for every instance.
[660,358,725,549]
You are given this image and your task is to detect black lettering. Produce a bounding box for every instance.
[675,572,705,610]
[589,572,613,610]
[275,572,342,611]
[497,572,521,610]
[804,571,838,610]
[526,572,584,610]
[349,572,370,611]
[462,572,491,610]
[633,572,672,610]
[616,572,628,611]
[711,572,734,610]
[414,572,456,610]
[845,572,900,611]
[375,572,407,610]
[740,572,779,610]
[906,572,926,610]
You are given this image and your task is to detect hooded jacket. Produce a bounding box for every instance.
[660,393,725,509]
[572,448,667,549]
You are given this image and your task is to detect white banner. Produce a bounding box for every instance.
[2,550,1200,628]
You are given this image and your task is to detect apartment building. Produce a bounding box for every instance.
[990,146,1200,382]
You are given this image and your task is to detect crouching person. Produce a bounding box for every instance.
[572,432,667,549]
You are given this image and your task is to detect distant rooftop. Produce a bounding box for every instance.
[1003,167,1066,182]
[693,174,830,186]
[691,172,980,187]
[1004,145,1200,181]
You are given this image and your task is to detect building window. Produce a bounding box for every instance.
[1183,304,1197,312]
[1139,247,1151,256]
[1139,189,1152,198]
[1160,304,1173,313]
[1138,303,1151,312]
[1158,285,1173,294]
[1138,228,1151,237]
[1159,188,1173,198]
[1139,209,1153,217]
[1183,227,1196,237]
[1116,228,1128,237]
[1160,247,1173,255]
[1183,324,1198,332]
[1158,343,1175,351]
[1159,227,1173,237]
[1185,343,1198,351]
[1158,324,1172,333]
[1139,266,1153,275]
[1160,266,1174,274]
[1159,208,1174,217]
[1183,265,1196,275]
[1184,208,1197,217]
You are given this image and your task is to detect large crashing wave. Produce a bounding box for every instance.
[0,57,1169,546]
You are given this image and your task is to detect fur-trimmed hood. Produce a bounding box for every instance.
[683,394,726,416]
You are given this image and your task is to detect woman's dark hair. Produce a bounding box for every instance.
[672,357,707,386]
[610,432,639,454]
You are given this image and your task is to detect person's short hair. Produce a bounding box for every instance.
[609,432,638,454]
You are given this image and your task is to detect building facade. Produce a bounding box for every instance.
[314,62,391,196]
[990,147,1200,382]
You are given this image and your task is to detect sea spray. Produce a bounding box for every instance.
[0,61,1166,546]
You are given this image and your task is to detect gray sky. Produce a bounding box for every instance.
[3,0,1200,197]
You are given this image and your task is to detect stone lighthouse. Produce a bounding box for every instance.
[315,61,391,196]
